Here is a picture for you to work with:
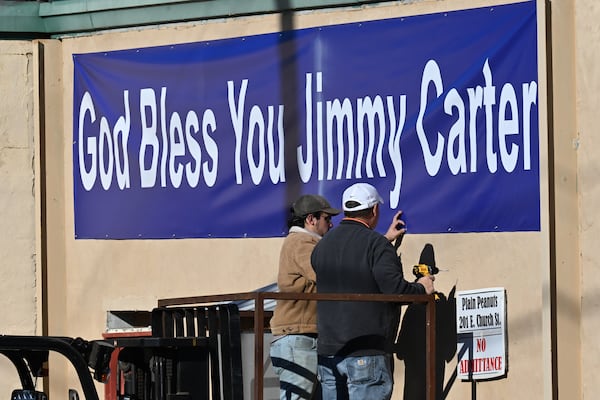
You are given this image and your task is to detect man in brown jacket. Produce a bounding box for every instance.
[270,194,340,400]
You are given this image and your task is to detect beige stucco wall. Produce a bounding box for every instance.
[50,1,551,399]
[0,40,37,333]
[576,1,600,399]
[3,0,596,398]
[0,40,38,394]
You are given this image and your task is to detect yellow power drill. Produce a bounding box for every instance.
[412,263,440,279]
[413,263,441,300]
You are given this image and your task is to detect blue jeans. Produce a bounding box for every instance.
[317,354,393,400]
[270,334,319,400]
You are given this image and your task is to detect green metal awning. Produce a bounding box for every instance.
[0,0,382,38]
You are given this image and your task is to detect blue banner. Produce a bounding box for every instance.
[73,1,539,239]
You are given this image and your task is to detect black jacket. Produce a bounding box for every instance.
[311,219,425,356]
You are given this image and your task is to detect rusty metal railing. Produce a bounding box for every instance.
[158,291,436,400]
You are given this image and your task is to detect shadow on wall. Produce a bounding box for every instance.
[395,284,457,400]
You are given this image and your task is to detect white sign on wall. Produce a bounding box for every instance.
[456,287,507,380]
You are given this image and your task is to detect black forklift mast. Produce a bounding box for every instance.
[111,303,244,400]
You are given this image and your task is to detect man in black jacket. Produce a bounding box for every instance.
[311,182,435,400]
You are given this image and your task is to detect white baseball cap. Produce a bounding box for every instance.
[342,183,384,211]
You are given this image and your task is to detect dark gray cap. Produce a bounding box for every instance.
[292,194,341,217]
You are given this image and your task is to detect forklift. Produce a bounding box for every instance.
[0,303,243,400]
